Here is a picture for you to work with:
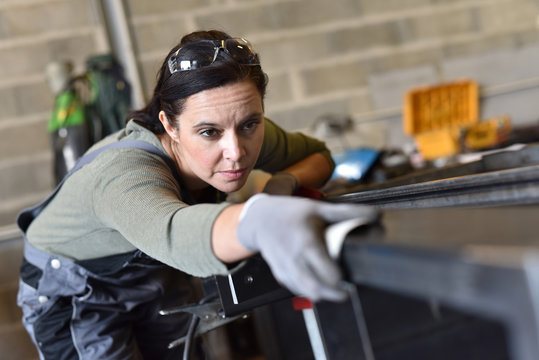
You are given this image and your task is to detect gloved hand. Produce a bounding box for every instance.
[262,172,298,195]
[237,194,378,302]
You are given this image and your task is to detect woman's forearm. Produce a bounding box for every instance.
[282,152,333,189]
[211,203,254,263]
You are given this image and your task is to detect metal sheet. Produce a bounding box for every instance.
[340,206,539,360]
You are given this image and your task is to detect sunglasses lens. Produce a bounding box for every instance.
[226,39,259,65]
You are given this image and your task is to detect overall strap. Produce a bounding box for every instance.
[16,140,177,234]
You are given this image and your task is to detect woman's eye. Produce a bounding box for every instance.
[243,120,259,132]
[200,129,220,138]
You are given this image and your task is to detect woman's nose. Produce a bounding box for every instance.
[223,134,245,161]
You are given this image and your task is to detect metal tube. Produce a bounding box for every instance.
[97,0,146,109]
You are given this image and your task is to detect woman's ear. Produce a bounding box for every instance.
[159,111,180,142]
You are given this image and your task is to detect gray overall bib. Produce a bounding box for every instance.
[16,140,198,360]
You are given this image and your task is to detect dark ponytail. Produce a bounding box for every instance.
[127,30,268,134]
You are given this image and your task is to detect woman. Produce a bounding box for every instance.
[17,30,376,359]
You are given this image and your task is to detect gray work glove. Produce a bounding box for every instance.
[237,194,378,302]
[262,172,298,195]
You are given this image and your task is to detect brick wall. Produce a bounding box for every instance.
[1,0,539,231]
[0,0,107,234]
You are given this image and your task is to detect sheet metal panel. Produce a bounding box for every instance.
[339,206,539,360]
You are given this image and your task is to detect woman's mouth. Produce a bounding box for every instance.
[219,168,247,180]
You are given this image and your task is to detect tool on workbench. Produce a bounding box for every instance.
[463,115,512,151]
[404,79,479,161]
[312,113,381,183]
[403,80,515,161]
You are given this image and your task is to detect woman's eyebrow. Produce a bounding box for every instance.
[193,121,218,128]
[241,112,263,122]
[194,113,263,128]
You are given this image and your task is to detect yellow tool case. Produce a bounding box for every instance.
[403,80,479,160]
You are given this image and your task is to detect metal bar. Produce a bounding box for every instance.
[329,164,539,208]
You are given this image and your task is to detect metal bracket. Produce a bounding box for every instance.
[159,301,245,348]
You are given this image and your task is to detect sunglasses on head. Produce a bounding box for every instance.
[167,38,260,74]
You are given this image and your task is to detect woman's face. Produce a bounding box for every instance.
[161,80,264,193]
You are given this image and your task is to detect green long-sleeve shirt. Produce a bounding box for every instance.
[27,119,333,277]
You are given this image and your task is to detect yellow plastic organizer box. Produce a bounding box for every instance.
[403,80,479,160]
